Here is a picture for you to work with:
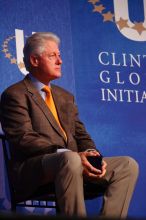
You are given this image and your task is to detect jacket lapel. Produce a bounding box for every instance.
[23,76,66,140]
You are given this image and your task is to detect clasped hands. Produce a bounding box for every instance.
[79,150,107,180]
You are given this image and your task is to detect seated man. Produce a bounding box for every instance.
[0,32,139,218]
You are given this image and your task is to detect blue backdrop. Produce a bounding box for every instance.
[0,0,146,218]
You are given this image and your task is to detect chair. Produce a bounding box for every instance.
[0,133,60,213]
[0,133,106,214]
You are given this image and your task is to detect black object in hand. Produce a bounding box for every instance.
[87,155,103,170]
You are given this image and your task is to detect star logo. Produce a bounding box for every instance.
[5,53,11,58]
[1,35,26,69]
[88,0,146,36]
[88,0,115,23]
[132,22,146,35]
[18,61,25,69]
[88,0,100,4]
[116,18,129,30]
[102,11,114,22]
[10,58,17,64]
[93,4,105,13]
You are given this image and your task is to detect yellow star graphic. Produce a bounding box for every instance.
[3,40,8,44]
[5,53,12,58]
[93,4,105,13]
[9,36,15,40]
[2,48,8,53]
[132,22,146,35]
[10,58,17,64]
[102,11,114,22]
[2,44,7,48]
[18,62,25,69]
[88,0,100,4]
[116,18,129,30]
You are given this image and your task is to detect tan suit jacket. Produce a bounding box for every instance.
[0,75,96,199]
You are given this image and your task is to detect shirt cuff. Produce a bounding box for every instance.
[85,149,97,152]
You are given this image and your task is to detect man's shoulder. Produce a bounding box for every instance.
[1,78,26,97]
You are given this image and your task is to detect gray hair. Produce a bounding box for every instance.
[23,32,60,71]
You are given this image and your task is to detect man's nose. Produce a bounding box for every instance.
[56,56,62,64]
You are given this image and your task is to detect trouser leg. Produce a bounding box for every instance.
[100,156,139,218]
[42,151,86,216]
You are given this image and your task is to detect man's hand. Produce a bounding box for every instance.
[79,150,107,180]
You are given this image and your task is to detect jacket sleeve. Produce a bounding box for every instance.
[0,89,61,158]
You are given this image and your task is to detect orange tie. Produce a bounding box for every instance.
[42,86,67,141]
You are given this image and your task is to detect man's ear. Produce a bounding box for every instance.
[30,55,39,67]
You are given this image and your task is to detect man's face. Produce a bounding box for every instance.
[32,40,62,84]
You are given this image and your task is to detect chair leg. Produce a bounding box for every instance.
[55,200,60,214]
[11,203,16,212]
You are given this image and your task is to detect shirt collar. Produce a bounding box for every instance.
[29,73,50,92]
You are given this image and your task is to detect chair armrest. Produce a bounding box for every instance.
[0,133,6,139]
[0,123,4,137]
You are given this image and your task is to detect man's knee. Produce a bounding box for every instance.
[59,151,83,174]
[122,156,139,178]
